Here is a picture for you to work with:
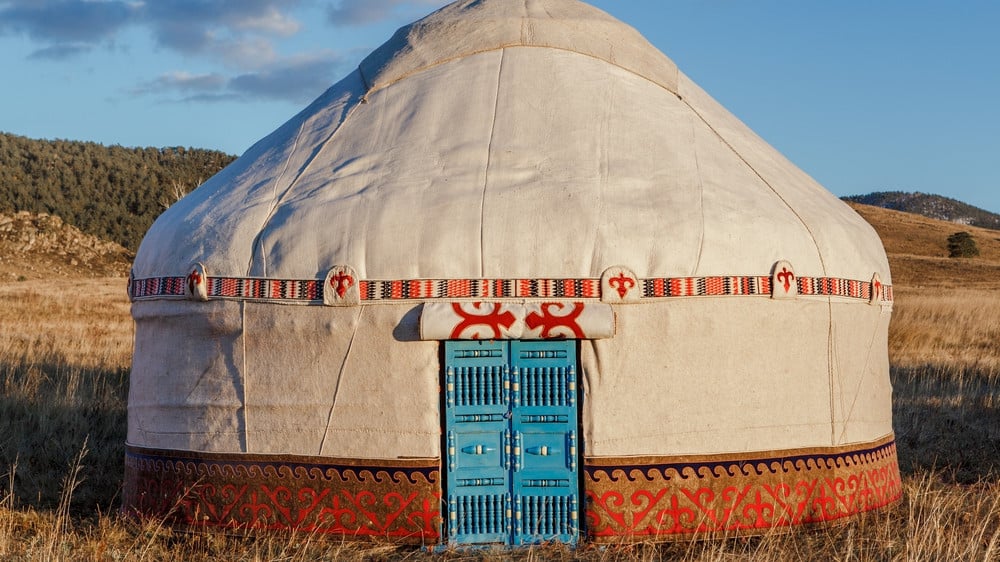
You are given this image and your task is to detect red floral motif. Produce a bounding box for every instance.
[187,269,202,294]
[777,267,795,293]
[449,302,516,339]
[330,272,355,299]
[608,272,636,299]
[524,302,585,339]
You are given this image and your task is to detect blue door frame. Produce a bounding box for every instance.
[444,339,580,546]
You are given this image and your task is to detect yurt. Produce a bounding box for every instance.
[124,0,901,546]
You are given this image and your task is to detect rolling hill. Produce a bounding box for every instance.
[844,191,1000,231]
[848,202,1000,290]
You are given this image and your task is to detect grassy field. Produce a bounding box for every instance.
[1,206,999,560]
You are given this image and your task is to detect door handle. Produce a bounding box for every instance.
[460,444,496,455]
[525,445,560,456]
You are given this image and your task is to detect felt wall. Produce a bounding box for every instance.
[129,295,892,459]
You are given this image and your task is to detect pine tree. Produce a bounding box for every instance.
[947,231,980,258]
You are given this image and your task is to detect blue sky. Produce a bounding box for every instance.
[1,0,998,213]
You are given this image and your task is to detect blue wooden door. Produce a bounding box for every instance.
[444,339,579,546]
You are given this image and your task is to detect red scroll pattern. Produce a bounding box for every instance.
[449,302,517,339]
[584,437,901,541]
[123,447,441,541]
[524,302,586,339]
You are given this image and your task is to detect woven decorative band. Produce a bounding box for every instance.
[796,276,893,301]
[123,446,441,541]
[124,437,900,543]
[583,435,901,541]
[129,274,892,303]
[642,276,771,298]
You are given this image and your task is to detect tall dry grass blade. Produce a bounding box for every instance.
[130,475,214,562]
[0,455,17,558]
[1,454,14,511]
[43,436,88,561]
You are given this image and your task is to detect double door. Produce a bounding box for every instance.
[444,339,579,546]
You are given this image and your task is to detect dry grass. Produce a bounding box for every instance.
[0,263,998,560]
[890,287,1000,375]
[0,279,133,370]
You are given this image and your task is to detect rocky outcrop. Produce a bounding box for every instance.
[0,211,132,279]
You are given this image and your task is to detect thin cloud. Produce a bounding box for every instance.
[232,6,300,35]
[327,0,445,26]
[28,42,92,60]
[134,52,343,105]
[134,71,228,96]
[171,92,245,104]
[0,0,137,43]
[0,0,303,66]
[141,1,302,61]
[228,51,343,103]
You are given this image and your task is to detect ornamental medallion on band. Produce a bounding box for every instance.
[323,265,360,306]
[771,260,798,299]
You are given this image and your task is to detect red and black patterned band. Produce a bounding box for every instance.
[129,273,892,304]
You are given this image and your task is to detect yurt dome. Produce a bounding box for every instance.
[125,0,901,546]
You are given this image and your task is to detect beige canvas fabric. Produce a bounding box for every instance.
[130,300,440,457]
[359,0,679,95]
[128,0,893,461]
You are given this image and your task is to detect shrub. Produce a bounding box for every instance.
[947,231,980,258]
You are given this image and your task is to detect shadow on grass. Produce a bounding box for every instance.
[0,358,127,514]
[892,365,1000,483]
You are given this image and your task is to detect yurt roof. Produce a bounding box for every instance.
[358,0,679,96]
[132,0,890,285]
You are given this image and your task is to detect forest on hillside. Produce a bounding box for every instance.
[843,191,1000,231]
[0,132,236,250]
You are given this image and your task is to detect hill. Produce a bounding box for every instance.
[843,191,1000,231]
[848,202,1000,290]
[0,132,236,251]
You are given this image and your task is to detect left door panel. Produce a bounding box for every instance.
[445,340,511,544]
